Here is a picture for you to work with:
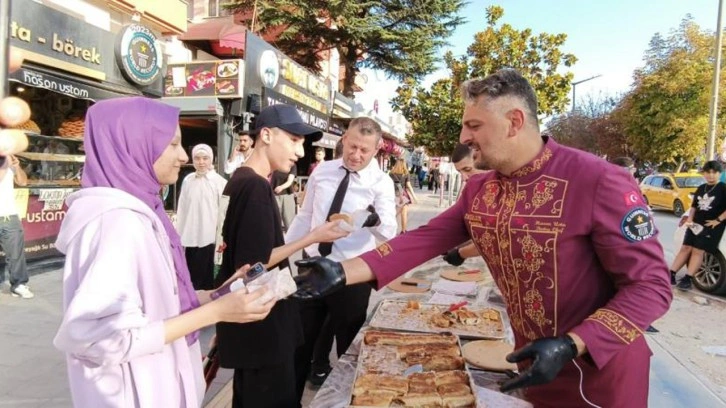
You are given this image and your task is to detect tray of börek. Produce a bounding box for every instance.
[369,299,505,340]
[350,329,479,407]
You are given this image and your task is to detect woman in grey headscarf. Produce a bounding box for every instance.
[177,144,227,289]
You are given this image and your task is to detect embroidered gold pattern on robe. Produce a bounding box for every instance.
[586,308,643,344]
[467,175,566,341]
[511,147,553,178]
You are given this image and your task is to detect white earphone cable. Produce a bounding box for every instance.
[573,360,603,408]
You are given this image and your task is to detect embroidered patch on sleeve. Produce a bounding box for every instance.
[623,191,642,207]
[375,242,393,257]
[620,207,655,242]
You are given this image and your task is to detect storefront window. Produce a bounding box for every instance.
[207,0,230,17]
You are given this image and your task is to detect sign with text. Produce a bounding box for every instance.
[0,190,70,261]
[9,68,123,101]
[244,32,331,115]
[10,0,162,95]
[263,87,329,132]
[164,60,244,98]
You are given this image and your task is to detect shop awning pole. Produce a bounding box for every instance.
[0,0,11,98]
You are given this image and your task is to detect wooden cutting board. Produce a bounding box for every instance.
[462,340,518,372]
[387,277,431,293]
[441,269,485,282]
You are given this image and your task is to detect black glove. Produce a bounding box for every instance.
[292,256,347,299]
[499,335,578,392]
[443,248,465,266]
[362,204,381,228]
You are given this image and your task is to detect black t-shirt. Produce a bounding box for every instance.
[215,167,302,369]
[692,182,726,224]
[271,164,297,195]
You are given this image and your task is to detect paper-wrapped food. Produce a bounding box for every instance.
[245,267,297,304]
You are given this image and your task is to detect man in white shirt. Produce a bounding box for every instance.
[0,155,34,299]
[286,117,397,392]
[224,131,254,175]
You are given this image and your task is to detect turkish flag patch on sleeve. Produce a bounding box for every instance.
[624,191,642,207]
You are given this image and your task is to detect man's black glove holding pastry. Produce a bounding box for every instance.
[293,256,346,299]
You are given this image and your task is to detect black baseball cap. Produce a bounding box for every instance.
[250,104,323,142]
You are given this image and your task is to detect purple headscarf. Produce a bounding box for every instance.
[82,97,200,345]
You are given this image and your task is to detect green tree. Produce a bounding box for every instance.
[546,93,626,158]
[225,0,466,96]
[391,52,466,156]
[392,6,577,156]
[617,17,726,165]
[467,6,577,117]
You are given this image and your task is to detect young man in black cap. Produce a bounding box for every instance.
[215,104,349,407]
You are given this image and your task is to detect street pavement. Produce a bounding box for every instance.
[0,187,724,407]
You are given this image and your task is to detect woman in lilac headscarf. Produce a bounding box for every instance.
[53,97,275,408]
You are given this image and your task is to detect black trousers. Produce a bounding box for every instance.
[233,361,298,408]
[294,283,371,395]
[310,315,335,371]
[185,244,215,290]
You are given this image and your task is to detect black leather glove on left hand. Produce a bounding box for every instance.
[443,248,465,266]
[292,256,347,299]
[499,335,578,392]
[362,204,381,228]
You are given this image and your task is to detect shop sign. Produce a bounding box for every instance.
[245,32,331,115]
[163,60,244,98]
[10,0,162,95]
[0,191,68,261]
[313,133,341,149]
[332,92,355,118]
[116,24,163,86]
[9,68,123,101]
[263,87,329,132]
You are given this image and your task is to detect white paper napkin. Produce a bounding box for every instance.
[431,280,479,296]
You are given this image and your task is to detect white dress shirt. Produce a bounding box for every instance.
[286,158,397,261]
[176,170,227,247]
[224,150,253,175]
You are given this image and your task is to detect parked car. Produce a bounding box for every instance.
[640,173,705,217]
[673,226,726,295]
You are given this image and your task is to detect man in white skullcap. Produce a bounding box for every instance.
[176,144,227,289]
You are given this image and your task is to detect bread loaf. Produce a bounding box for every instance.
[329,213,352,225]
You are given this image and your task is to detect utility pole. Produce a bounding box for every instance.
[707,0,725,160]
[571,74,602,113]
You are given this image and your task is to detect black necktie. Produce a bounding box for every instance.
[318,167,351,256]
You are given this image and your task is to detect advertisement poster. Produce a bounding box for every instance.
[163,59,244,98]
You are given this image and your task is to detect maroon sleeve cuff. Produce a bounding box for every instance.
[570,308,644,369]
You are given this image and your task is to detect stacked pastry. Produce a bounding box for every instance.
[58,116,85,138]
[351,330,477,407]
[12,119,41,133]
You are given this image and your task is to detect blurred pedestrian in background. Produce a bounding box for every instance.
[389,159,417,234]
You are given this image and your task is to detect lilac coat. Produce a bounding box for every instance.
[54,187,205,407]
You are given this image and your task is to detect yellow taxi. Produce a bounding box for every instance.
[640,172,705,216]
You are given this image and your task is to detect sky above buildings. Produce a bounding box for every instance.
[356,0,719,120]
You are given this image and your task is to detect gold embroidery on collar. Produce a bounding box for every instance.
[511,147,553,178]
[586,308,643,344]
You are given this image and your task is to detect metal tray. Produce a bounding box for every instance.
[369,299,506,340]
[349,329,480,407]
